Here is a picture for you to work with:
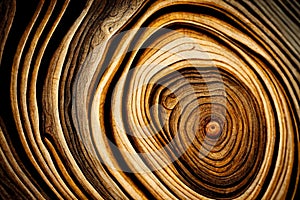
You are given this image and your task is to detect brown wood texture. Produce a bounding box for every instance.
[0,0,299,199]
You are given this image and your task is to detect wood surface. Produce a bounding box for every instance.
[0,0,299,199]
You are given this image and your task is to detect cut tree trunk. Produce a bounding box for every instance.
[0,0,299,199]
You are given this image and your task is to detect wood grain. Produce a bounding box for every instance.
[0,0,299,199]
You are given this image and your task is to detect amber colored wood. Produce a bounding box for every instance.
[0,0,299,199]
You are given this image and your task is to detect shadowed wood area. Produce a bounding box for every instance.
[0,0,299,199]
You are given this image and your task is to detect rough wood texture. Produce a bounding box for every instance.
[0,0,299,199]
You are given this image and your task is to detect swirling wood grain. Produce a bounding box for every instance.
[0,0,299,199]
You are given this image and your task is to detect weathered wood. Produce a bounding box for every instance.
[0,0,299,199]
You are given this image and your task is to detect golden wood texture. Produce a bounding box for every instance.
[0,0,299,199]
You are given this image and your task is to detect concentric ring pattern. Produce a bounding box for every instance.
[0,0,299,199]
